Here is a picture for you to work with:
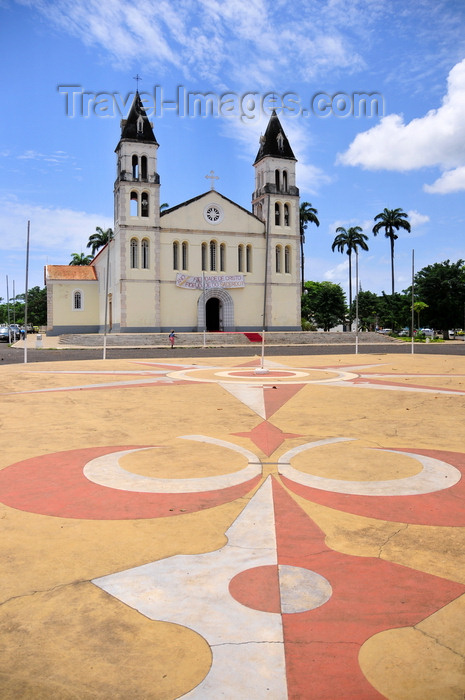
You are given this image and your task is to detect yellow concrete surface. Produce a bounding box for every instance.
[1,353,464,698]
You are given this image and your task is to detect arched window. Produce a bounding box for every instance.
[132,155,139,179]
[201,243,207,271]
[246,244,252,272]
[141,156,147,180]
[284,203,290,226]
[130,238,138,268]
[73,290,82,310]
[173,241,179,270]
[275,202,281,226]
[275,245,282,273]
[275,169,280,190]
[238,244,244,272]
[256,202,263,220]
[283,170,288,192]
[141,192,149,217]
[285,245,291,273]
[141,239,149,269]
[130,191,138,217]
[220,243,226,272]
[182,242,188,270]
[210,240,217,271]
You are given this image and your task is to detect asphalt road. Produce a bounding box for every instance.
[0,342,464,364]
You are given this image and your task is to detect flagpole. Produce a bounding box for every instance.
[355,250,359,355]
[255,196,270,375]
[202,271,206,348]
[24,220,30,364]
[102,237,111,360]
[411,249,415,355]
[6,276,10,339]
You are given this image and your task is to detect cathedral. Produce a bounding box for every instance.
[45,93,302,335]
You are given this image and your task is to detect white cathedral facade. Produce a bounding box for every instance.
[45,93,302,335]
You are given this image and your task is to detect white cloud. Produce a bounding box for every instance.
[407,210,429,227]
[325,260,348,283]
[424,166,465,194]
[338,58,465,191]
[17,149,72,164]
[0,196,113,258]
[18,0,380,86]
[328,218,373,236]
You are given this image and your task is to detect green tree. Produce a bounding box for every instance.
[69,252,93,266]
[377,292,411,331]
[302,280,347,331]
[26,286,47,325]
[331,226,369,320]
[0,287,47,325]
[299,202,320,294]
[372,208,411,294]
[413,259,465,336]
[86,226,113,256]
[352,289,379,330]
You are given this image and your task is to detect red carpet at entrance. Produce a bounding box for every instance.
[244,332,263,342]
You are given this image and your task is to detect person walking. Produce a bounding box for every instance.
[169,329,176,349]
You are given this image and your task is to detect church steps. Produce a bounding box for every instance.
[57,332,396,348]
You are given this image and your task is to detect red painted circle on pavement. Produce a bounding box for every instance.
[0,446,261,520]
[229,564,332,613]
[230,565,281,612]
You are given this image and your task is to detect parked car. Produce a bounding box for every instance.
[420,328,435,338]
[0,325,10,342]
[377,328,392,335]
[9,324,21,340]
[398,328,410,337]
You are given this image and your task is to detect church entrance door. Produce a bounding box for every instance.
[206,297,222,331]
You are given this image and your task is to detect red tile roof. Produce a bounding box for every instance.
[45,265,98,281]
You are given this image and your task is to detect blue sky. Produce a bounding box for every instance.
[1,0,465,305]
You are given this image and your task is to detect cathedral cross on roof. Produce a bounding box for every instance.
[205,170,219,191]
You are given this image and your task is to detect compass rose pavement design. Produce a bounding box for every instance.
[1,352,465,699]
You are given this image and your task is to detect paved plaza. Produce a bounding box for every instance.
[1,352,465,699]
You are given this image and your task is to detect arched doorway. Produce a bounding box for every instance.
[206,297,221,331]
[197,288,234,331]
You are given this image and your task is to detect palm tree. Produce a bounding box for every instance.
[69,252,93,266]
[86,226,114,257]
[331,226,369,321]
[372,208,410,294]
[299,202,320,294]
[413,300,428,331]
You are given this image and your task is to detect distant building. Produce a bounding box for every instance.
[45,94,301,334]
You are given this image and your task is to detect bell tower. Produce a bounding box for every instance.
[111,92,161,331]
[114,91,160,230]
[252,111,301,329]
[252,110,299,231]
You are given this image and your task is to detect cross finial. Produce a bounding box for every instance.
[133,74,142,92]
[205,169,219,191]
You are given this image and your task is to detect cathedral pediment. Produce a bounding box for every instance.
[160,191,265,234]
